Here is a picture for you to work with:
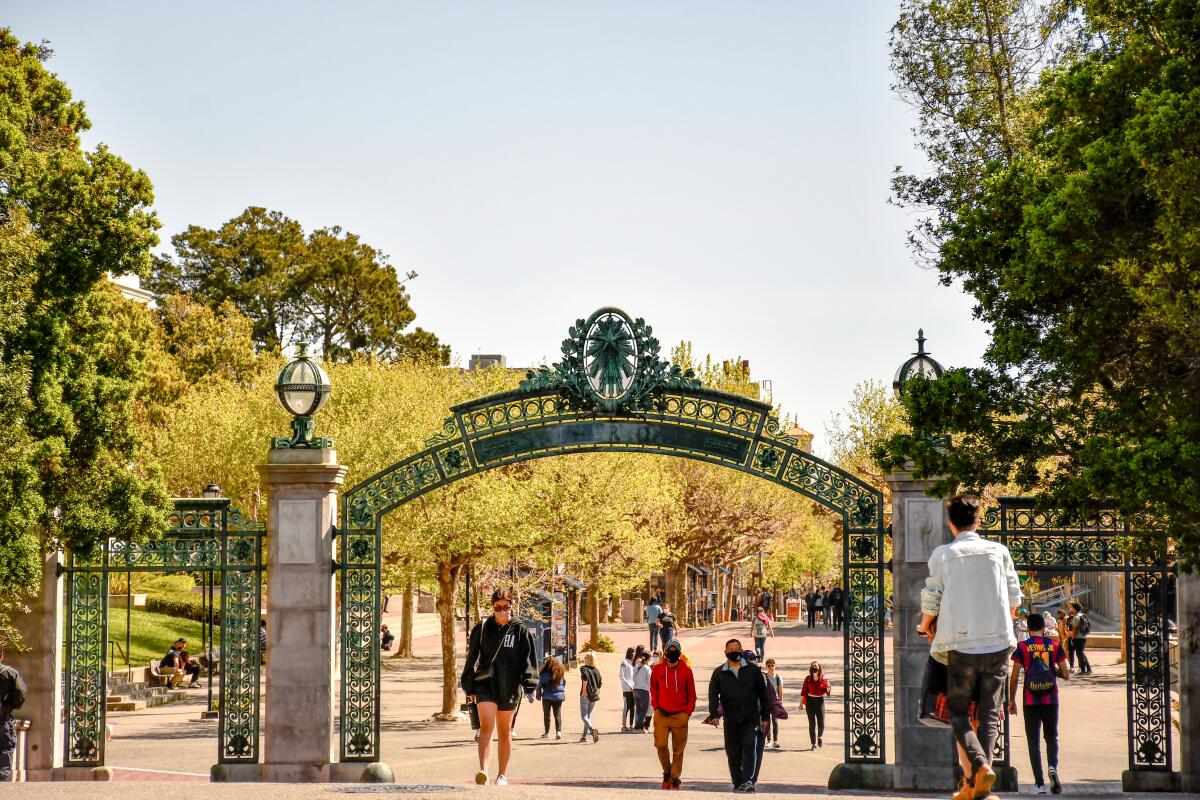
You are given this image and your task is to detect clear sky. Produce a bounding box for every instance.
[10,2,989,455]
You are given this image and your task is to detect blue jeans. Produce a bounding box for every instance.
[579,696,597,735]
[754,637,767,659]
[649,624,660,651]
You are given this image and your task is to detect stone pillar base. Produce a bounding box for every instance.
[894,765,955,791]
[994,764,1019,792]
[827,762,894,790]
[18,767,113,782]
[211,762,393,783]
[1121,769,1180,792]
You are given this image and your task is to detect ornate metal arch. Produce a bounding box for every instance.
[336,308,887,768]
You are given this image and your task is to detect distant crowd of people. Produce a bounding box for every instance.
[460,587,839,791]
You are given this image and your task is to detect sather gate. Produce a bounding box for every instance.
[334,307,889,772]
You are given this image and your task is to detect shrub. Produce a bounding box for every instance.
[581,635,615,653]
[145,593,219,625]
[142,575,197,593]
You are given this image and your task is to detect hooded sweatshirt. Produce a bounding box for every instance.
[650,641,696,715]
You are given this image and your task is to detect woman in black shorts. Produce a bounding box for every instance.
[461,589,539,786]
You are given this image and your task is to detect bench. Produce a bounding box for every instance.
[148,659,183,688]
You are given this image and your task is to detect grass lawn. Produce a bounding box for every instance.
[106,608,218,669]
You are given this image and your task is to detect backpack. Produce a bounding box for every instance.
[1075,613,1091,637]
[753,618,768,638]
[1024,639,1057,697]
[0,665,26,712]
[583,667,601,702]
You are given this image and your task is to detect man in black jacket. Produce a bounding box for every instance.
[0,650,28,782]
[704,638,772,793]
[828,586,844,632]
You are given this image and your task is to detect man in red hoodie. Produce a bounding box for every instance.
[650,639,696,790]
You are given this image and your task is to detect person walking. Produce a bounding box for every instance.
[578,653,603,743]
[1057,610,1074,669]
[536,656,567,739]
[1008,612,1070,795]
[750,607,774,660]
[658,603,679,644]
[828,586,844,632]
[620,647,637,732]
[461,589,539,786]
[822,587,833,628]
[704,638,772,793]
[651,639,696,789]
[646,596,664,651]
[800,660,831,748]
[804,589,817,629]
[918,495,1022,800]
[763,659,783,749]
[0,650,28,782]
[633,651,653,732]
[1067,602,1092,675]
[814,590,824,627]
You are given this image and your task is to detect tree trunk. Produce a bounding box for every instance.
[609,594,621,623]
[394,579,415,659]
[435,559,463,716]
[588,581,600,649]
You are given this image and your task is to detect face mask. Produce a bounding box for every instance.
[665,650,681,663]
[726,651,741,662]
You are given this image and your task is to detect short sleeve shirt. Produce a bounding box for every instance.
[1012,636,1067,706]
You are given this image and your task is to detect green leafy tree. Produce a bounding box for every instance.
[885,1,1200,563]
[157,293,261,386]
[0,32,170,644]
[150,207,448,363]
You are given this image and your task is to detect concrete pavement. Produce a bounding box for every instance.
[79,620,1155,797]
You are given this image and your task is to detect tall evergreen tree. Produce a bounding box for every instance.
[0,31,170,643]
[884,1,1200,563]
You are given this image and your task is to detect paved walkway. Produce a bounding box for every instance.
[52,620,1164,798]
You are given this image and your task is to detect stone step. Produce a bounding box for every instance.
[107,689,190,712]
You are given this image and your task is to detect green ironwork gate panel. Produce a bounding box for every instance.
[844,528,886,763]
[65,564,107,767]
[980,499,1173,777]
[218,509,265,763]
[1127,569,1172,770]
[339,525,381,761]
[62,500,264,768]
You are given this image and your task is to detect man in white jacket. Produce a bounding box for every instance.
[918,496,1022,800]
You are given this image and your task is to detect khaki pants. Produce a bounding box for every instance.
[653,709,690,781]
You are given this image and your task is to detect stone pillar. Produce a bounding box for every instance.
[242,447,346,782]
[1180,571,1200,793]
[886,466,958,792]
[8,550,64,781]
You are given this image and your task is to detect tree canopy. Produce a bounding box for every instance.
[149,206,449,363]
[0,31,170,644]
[885,0,1200,564]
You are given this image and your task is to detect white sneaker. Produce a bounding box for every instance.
[474,770,488,785]
[540,732,549,739]
[555,732,562,739]
[772,742,781,749]
[495,775,508,786]
[1035,786,1048,795]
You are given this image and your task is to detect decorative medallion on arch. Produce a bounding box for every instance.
[338,308,887,767]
